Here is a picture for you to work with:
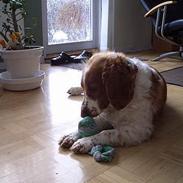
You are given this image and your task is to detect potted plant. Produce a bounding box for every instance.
[0,0,44,79]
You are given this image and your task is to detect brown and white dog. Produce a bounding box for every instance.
[59,52,167,153]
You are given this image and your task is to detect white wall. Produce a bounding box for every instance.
[107,0,152,52]
[100,0,109,51]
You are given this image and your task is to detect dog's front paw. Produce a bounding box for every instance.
[59,132,79,148]
[67,87,83,96]
[70,138,94,153]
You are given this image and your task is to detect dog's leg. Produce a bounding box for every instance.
[70,129,120,153]
[93,115,113,131]
[58,131,80,148]
[67,87,83,96]
[59,116,113,148]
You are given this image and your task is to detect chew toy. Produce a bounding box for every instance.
[78,116,115,162]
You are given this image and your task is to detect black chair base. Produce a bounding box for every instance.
[152,48,183,61]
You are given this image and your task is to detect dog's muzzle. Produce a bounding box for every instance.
[81,100,98,117]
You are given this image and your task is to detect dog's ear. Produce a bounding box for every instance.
[102,55,137,110]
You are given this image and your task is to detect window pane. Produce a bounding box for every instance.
[47,0,92,45]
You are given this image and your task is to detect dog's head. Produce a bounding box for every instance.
[80,52,138,117]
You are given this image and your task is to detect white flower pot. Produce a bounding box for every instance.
[0,46,44,79]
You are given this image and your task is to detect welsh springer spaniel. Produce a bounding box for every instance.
[59,52,167,153]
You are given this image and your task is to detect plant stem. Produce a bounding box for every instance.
[11,8,19,32]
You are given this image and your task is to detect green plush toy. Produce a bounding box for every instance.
[78,116,115,162]
[78,116,99,138]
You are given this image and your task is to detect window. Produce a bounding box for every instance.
[42,0,99,55]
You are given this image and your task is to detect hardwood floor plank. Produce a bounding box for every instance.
[0,51,183,183]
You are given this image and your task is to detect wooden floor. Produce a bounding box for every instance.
[0,52,183,183]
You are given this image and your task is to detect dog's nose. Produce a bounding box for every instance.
[81,105,98,118]
[81,99,89,117]
[81,107,89,117]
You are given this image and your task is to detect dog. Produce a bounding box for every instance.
[59,52,167,153]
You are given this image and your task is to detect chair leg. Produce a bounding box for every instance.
[152,51,183,61]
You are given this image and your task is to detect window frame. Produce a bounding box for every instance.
[41,0,100,56]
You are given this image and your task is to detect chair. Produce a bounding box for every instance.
[140,0,183,61]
